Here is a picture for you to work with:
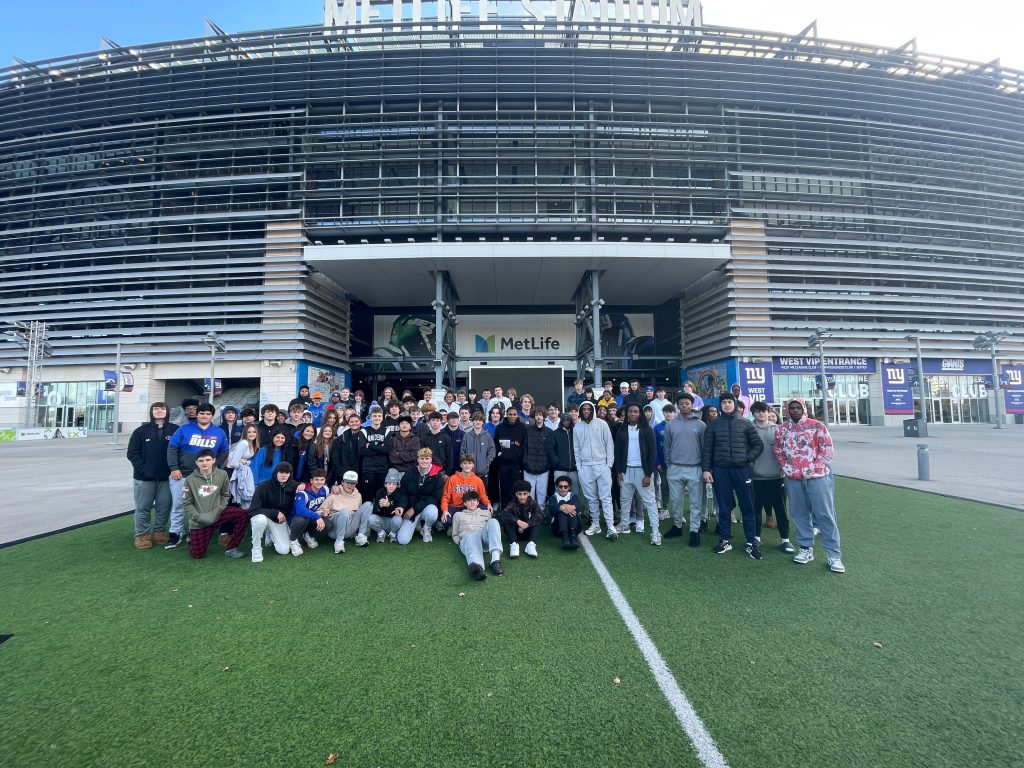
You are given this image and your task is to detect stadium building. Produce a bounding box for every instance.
[1,0,1022,432]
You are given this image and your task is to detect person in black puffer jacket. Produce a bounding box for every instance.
[700,392,764,559]
[522,410,554,507]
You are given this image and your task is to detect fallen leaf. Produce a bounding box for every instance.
[326,753,339,765]
[613,677,621,685]
[223,667,230,672]
[486,692,493,698]
[187,604,193,608]
[872,642,883,649]
[172,589,178,592]
[458,592,466,597]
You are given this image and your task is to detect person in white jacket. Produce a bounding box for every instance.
[573,401,617,539]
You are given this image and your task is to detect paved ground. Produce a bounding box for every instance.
[0,423,1020,545]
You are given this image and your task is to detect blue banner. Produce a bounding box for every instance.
[738,362,773,404]
[921,358,992,375]
[882,364,915,415]
[773,356,876,374]
[103,370,116,392]
[1004,365,1024,415]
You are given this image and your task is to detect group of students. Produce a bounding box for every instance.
[126,376,844,580]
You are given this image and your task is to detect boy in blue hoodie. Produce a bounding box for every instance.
[288,469,328,556]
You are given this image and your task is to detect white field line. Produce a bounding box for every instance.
[579,534,730,768]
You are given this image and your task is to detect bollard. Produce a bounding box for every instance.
[917,443,930,481]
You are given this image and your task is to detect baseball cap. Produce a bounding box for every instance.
[343,470,358,483]
[385,469,401,484]
[311,392,322,400]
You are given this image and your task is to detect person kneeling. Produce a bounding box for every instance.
[183,449,248,560]
[319,470,372,553]
[546,475,582,551]
[289,470,327,556]
[500,479,544,558]
[368,469,404,543]
[451,490,504,581]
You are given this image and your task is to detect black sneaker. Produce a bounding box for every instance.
[713,539,732,555]
[688,531,700,548]
[164,532,181,550]
[745,542,763,561]
[489,559,504,576]
[699,520,708,533]
[468,563,487,581]
[664,525,684,539]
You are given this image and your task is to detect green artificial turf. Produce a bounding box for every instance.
[0,521,700,768]
[594,477,1024,768]
[1,478,1021,768]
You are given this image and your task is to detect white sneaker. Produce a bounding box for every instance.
[388,533,397,543]
[616,524,632,535]
[509,542,520,558]
[289,540,303,557]
[376,530,387,544]
[421,527,433,543]
[650,535,662,546]
[634,523,645,535]
[251,546,263,563]
[302,533,319,549]
[584,522,601,537]
[524,541,538,557]
[354,533,369,547]
[827,556,846,573]
[334,539,345,554]
[793,547,814,564]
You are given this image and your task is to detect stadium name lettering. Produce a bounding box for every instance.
[501,336,561,351]
[325,0,703,30]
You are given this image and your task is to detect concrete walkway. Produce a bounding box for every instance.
[0,423,1020,545]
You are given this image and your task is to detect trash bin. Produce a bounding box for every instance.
[106,421,114,433]
[903,418,928,438]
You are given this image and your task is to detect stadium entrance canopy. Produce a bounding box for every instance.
[304,241,729,387]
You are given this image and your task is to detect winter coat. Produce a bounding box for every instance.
[523,424,553,474]
[547,427,577,472]
[613,423,658,477]
[329,428,365,485]
[701,411,763,471]
[398,464,443,514]
[494,419,528,467]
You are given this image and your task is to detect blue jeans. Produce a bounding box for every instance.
[712,465,756,544]
[397,504,439,545]
[168,475,187,535]
[133,479,172,535]
[785,475,841,559]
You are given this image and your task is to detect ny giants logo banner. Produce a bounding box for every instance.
[1004,366,1024,414]
[739,363,773,404]
[881,364,915,415]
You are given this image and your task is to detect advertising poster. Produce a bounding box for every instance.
[297,361,350,398]
[1003,365,1024,415]
[0,383,25,407]
[881,364,916,415]
[684,359,735,402]
[738,362,773,404]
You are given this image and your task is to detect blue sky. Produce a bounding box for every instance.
[3,1,1022,70]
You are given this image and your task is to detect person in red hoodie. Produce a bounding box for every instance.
[773,399,845,574]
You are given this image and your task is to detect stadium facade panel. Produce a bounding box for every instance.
[1,9,1022,429]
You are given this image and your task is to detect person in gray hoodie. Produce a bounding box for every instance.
[663,393,707,546]
[750,401,793,553]
[574,401,617,539]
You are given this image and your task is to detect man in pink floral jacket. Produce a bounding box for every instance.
[772,399,845,574]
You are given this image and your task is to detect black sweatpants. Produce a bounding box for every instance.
[501,518,539,544]
[753,477,790,539]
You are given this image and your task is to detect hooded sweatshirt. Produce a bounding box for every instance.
[752,422,784,479]
[182,466,230,529]
[572,403,614,468]
[167,421,229,475]
[127,406,179,480]
[772,400,833,479]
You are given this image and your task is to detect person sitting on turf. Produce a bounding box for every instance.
[318,469,371,554]
[451,490,504,581]
[546,475,582,550]
[440,454,492,532]
[500,479,544,558]
[368,468,405,543]
[287,468,328,556]
[395,448,442,545]
[182,449,247,560]
[248,462,299,562]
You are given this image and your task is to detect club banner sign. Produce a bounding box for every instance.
[1004,365,1024,414]
[772,356,876,374]
[738,362,773,404]
[882,364,915,415]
